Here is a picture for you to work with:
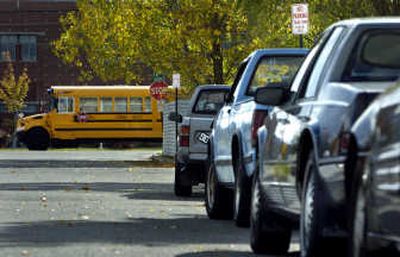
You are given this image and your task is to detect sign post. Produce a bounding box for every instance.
[291,3,309,48]
[172,73,181,153]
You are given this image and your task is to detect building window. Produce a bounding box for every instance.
[20,36,37,62]
[0,35,17,60]
[0,35,37,62]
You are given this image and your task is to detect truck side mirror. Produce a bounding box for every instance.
[168,112,183,123]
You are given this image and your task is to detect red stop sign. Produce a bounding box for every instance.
[149,81,168,100]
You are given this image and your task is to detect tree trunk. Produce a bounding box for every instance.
[210,2,224,85]
[11,112,18,148]
[212,40,224,84]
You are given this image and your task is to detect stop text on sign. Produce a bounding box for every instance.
[149,81,168,101]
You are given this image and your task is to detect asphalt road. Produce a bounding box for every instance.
[0,149,300,257]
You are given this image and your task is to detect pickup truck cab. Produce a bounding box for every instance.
[172,85,229,196]
[205,49,307,224]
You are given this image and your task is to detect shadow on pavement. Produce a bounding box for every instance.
[0,217,248,247]
[175,250,300,257]
[0,160,173,168]
[124,190,204,201]
[0,182,205,201]
[0,182,155,192]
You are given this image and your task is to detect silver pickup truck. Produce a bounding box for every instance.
[170,85,230,196]
[206,49,308,225]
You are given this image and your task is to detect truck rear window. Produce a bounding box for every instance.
[247,55,305,96]
[193,90,228,115]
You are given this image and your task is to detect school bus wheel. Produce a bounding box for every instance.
[25,127,50,151]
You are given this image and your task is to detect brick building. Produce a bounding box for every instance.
[0,0,79,114]
[0,0,153,116]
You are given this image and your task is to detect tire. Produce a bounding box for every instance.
[25,127,50,151]
[300,151,343,257]
[233,145,251,227]
[174,162,192,197]
[205,161,233,219]
[250,166,291,254]
[348,169,367,257]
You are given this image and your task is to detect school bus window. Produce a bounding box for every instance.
[58,97,74,113]
[130,97,142,112]
[80,97,98,113]
[144,97,152,113]
[115,97,127,112]
[100,97,112,113]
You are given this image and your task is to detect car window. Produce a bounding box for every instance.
[342,30,400,82]
[225,60,248,103]
[193,90,229,114]
[293,27,343,100]
[303,27,344,98]
[377,104,400,147]
[289,33,330,99]
[246,55,305,96]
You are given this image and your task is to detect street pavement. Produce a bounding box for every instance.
[0,149,299,257]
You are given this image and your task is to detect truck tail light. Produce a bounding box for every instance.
[179,125,190,147]
[251,110,266,147]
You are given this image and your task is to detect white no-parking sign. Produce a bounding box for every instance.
[292,4,309,35]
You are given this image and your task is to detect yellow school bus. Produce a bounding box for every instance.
[17,85,166,150]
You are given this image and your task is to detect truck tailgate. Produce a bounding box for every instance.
[189,116,213,154]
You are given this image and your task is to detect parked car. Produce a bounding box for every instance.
[252,18,400,256]
[171,85,230,196]
[206,48,308,224]
[347,82,400,257]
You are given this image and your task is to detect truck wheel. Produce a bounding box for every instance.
[250,166,291,254]
[25,127,50,151]
[233,146,251,227]
[174,162,192,197]
[205,162,233,219]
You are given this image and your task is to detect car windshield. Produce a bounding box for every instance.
[193,90,228,114]
[343,30,400,82]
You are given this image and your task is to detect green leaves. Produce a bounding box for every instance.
[0,56,30,114]
[53,0,264,88]
[53,0,383,89]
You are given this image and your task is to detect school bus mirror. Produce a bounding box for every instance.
[168,112,182,123]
